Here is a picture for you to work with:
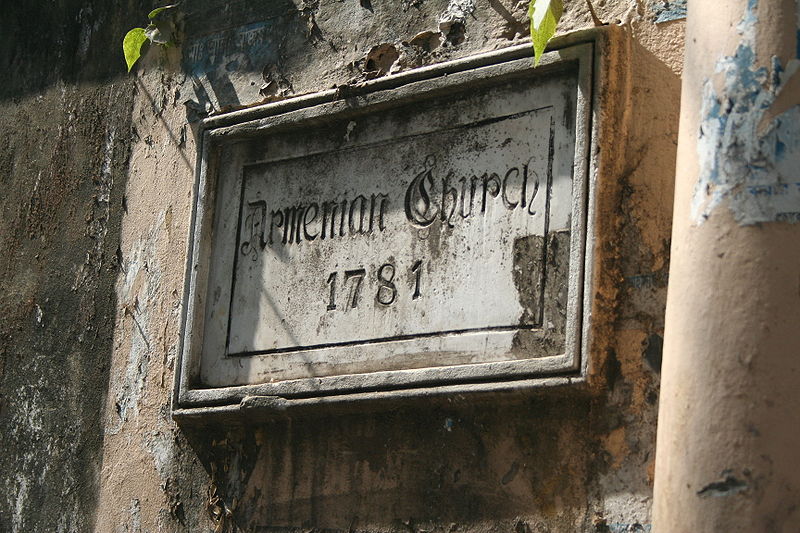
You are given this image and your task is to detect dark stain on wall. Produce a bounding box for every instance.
[0,1,143,531]
[189,396,605,532]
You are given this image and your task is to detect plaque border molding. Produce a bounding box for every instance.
[173,28,616,420]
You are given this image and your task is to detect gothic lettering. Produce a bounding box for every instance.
[481,173,501,213]
[282,205,305,244]
[269,209,284,246]
[527,167,540,216]
[440,172,458,229]
[349,195,368,235]
[303,203,319,241]
[370,193,389,231]
[502,168,520,209]
[459,177,478,219]
[405,156,438,227]
[321,200,339,240]
[240,200,267,260]
[240,154,546,256]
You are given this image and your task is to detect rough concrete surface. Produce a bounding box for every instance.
[0,1,683,531]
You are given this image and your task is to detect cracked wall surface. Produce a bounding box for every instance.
[1,1,683,531]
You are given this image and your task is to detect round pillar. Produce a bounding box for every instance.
[654,0,800,530]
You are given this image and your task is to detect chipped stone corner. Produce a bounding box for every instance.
[438,0,476,43]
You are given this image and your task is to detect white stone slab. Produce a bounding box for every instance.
[177,41,596,405]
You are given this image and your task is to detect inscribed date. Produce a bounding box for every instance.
[325,260,423,311]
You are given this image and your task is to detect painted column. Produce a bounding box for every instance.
[653,0,800,530]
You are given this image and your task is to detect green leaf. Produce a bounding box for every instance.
[123,27,148,72]
[148,4,177,19]
[528,0,563,66]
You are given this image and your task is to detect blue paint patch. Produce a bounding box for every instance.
[625,273,669,289]
[693,0,800,225]
[700,95,728,185]
[651,0,687,23]
[181,20,285,112]
[776,139,786,160]
[727,44,768,110]
[184,21,278,77]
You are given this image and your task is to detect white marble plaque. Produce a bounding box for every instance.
[232,108,555,353]
[178,42,595,404]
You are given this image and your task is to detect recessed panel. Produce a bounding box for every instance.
[179,42,595,403]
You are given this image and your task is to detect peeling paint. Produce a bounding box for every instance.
[693,0,800,225]
[183,20,283,114]
[607,523,652,532]
[73,124,115,291]
[12,477,28,532]
[34,304,43,326]
[364,43,400,76]
[439,0,476,35]
[128,498,142,532]
[650,1,687,24]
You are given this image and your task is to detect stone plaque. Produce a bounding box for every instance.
[176,41,596,408]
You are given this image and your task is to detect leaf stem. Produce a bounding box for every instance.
[585,0,604,26]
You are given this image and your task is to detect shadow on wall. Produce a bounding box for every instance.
[0,54,135,533]
[0,1,182,531]
[181,0,302,116]
[181,395,605,532]
[0,0,299,105]
[0,0,153,101]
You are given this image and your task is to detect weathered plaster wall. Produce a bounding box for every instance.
[0,3,188,531]
[1,1,683,532]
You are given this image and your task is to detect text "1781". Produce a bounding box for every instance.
[326,260,423,310]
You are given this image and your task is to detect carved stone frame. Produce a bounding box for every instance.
[173,29,613,421]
